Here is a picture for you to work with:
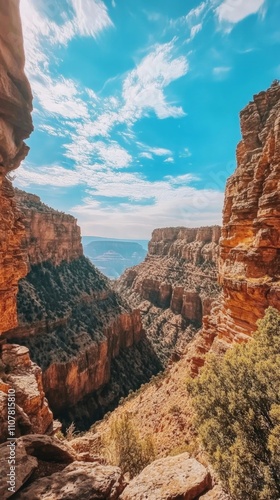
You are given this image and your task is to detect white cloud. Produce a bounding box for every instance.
[90,141,132,168]
[181,147,192,158]
[189,23,203,40]
[15,161,223,238]
[71,0,113,37]
[148,147,172,156]
[164,157,174,163]
[212,66,231,79]
[122,41,188,121]
[32,76,89,119]
[186,2,207,22]
[215,0,265,24]
[139,152,153,160]
[16,165,81,188]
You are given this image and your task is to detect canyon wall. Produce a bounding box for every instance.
[188,81,280,374]
[218,81,280,342]
[15,189,83,267]
[7,193,161,430]
[0,0,54,442]
[116,226,221,364]
[0,0,33,334]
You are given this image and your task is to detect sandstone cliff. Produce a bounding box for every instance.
[188,81,280,374]
[0,0,33,334]
[116,226,221,363]
[218,81,280,342]
[7,193,161,430]
[0,0,55,442]
[15,189,83,267]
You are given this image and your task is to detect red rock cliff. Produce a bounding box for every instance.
[188,82,280,374]
[218,82,280,343]
[15,189,83,267]
[6,194,160,429]
[116,226,221,364]
[0,0,54,441]
[0,0,33,334]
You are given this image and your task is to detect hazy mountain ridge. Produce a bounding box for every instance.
[83,239,148,278]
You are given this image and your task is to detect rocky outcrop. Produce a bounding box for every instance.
[15,189,83,267]
[0,345,53,443]
[116,226,221,363]
[16,462,127,500]
[0,180,27,334]
[0,439,37,499]
[0,0,55,445]
[218,81,280,342]
[119,453,212,500]
[188,82,280,374]
[0,0,33,335]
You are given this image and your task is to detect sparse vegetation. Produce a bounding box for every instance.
[187,307,280,500]
[102,412,155,478]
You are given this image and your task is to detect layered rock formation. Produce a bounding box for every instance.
[15,189,83,267]
[7,193,161,430]
[0,0,33,334]
[0,0,55,443]
[218,81,280,342]
[116,226,221,363]
[188,81,280,374]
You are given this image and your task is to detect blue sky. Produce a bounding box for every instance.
[16,0,280,238]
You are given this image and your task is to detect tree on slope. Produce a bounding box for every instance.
[188,307,280,500]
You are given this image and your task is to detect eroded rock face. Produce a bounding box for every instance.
[116,226,221,364]
[218,82,280,342]
[7,195,161,430]
[120,453,212,500]
[188,82,280,375]
[0,344,53,443]
[0,0,33,335]
[15,190,83,267]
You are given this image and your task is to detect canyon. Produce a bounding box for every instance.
[0,1,279,498]
[116,226,221,364]
[6,189,161,430]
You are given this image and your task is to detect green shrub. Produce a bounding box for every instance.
[187,307,280,500]
[103,413,155,478]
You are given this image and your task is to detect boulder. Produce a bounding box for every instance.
[120,452,211,500]
[17,434,77,463]
[0,441,37,499]
[16,461,126,500]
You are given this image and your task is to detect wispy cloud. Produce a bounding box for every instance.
[186,2,207,22]
[212,66,232,79]
[215,0,266,24]
[16,163,223,238]
[164,157,174,163]
[148,147,172,156]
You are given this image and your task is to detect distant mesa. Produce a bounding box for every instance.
[83,238,148,279]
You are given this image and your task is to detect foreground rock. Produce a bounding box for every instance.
[120,453,211,500]
[16,461,126,500]
[0,441,37,499]
[199,485,230,499]
[17,434,77,463]
[0,344,53,442]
